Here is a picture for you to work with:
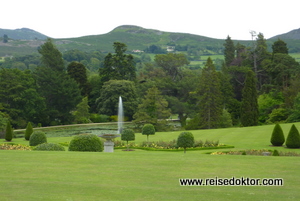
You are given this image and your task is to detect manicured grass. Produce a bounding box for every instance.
[0,149,299,200]
[1,122,300,200]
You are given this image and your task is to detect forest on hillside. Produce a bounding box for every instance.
[0,33,300,132]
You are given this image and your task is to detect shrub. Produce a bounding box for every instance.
[5,121,13,141]
[25,122,33,141]
[272,150,280,156]
[270,123,285,146]
[29,131,47,146]
[34,143,65,151]
[177,132,194,153]
[69,134,103,152]
[90,113,110,123]
[285,124,300,148]
[142,124,155,141]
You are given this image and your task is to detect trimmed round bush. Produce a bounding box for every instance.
[69,134,103,152]
[121,129,135,142]
[272,150,280,156]
[286,124,300,148]
[142,124,155,141]
[29,131,47,146]
[270,123,285,146]
[177,131,195,153]
[34,143,65,151]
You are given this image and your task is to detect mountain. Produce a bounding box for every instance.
[270,28,300,40]
[54,25,228,53]
[1,25,300,56]
[0,28,48,40]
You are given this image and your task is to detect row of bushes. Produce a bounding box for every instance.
[270,123,300,148]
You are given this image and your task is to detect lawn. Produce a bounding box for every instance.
[1,122,300,200]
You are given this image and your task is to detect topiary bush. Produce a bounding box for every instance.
[285,124,300,148]
[69,134,103,152]
[29,131,47,146]
[5,121,13,142]
[25,122,33,141]
[177,131,195,153]
[270,123,285,146]
[34,143,65,151]
[142,124,155,141]
[121,129,135,150]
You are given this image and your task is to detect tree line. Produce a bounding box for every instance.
[0,35,300,131]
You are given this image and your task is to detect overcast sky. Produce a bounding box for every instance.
[2,0,299,40]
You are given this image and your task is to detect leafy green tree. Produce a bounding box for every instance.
[177,132,194,153]
[35,39,82,125]
[121,129,135,150]
[96,80,138,120]
[73,97,90,123]
[67,61,89,96]
[99,42,136,83]
[258,92,284,123]
[223,36,235,67]
[5,121,13,141]
[154,53,189,81]
[142,124,155,142]
[285,124,300,148]
[272,39,288,55]
[197,57,223,129]
[240,70,259,127]
[133,87,171,130]
[25,122,33,141]
[287,92,300,122]
[0,68,46,127]
[270,123,285,146]
[0,111,8,132]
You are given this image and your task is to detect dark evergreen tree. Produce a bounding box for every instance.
[38,38,65,72]
[35,39,82,125]
[285,124,300,148]
[197,57,223,129]
[3,34,8,43]
[223,36,235,67]
[272,39,288,55]
[99,42,136,83]
[270,123,285,146]
[133,87,171,131]
[67,61,89,96]
[5,121,13,141]
[240,70,259,126]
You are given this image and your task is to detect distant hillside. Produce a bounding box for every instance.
[55,25,238,53]
[270,28,300,40]
[0,28,48,40]
[1,25,300,56]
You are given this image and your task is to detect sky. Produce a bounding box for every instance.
[2,0,299,40]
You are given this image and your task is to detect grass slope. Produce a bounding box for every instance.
[1,123,300,200]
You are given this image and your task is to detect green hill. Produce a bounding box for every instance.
[1,25,300,56]
[0,28,48,40]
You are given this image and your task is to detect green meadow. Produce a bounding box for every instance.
[1,122,300,200]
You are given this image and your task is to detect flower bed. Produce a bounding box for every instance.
[0,143,31,151]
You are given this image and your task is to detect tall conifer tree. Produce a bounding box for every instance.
[240,70,259,126]
[197,58,223,129]
[224,36,235,67]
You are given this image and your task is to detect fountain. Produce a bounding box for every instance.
[99,96,123,152]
